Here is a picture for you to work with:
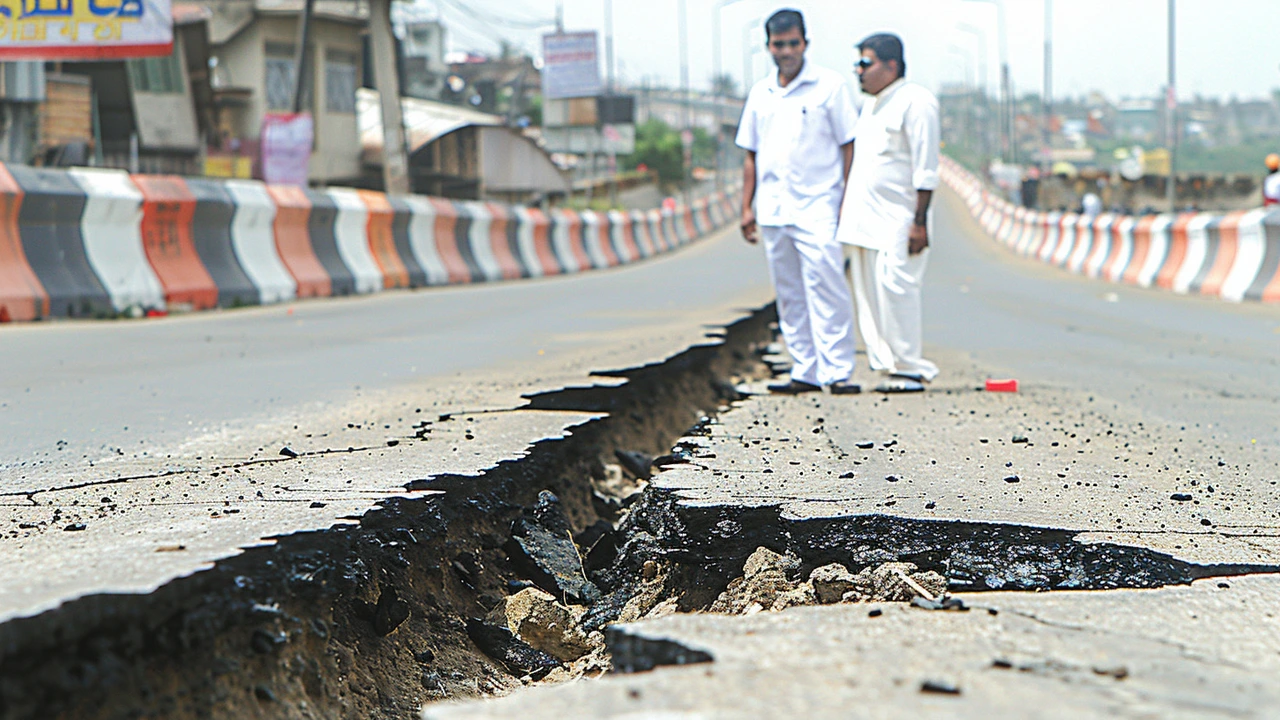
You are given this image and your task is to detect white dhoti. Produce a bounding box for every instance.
[761,224,856,386]
[844,242,938,382]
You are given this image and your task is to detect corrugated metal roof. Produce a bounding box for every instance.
[358,88,502,161]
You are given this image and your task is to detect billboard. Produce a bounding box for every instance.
[261,112,313,187]
[541,31,601,100]
[0,0,173,60]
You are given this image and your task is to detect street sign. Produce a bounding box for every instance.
[542,31,602,100]
[0,0,174,60]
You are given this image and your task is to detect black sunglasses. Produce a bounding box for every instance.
[770,39,803,50]
[854,57,876,71]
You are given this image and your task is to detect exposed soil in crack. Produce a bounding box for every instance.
[0,309,777,720]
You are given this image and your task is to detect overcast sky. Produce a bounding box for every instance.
[424,0,1280,102]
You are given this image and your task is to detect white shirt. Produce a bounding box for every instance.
[735,60,858,233]
[1082,192,1102,217]
[1265,172,1280,205]
[837,79,940,251]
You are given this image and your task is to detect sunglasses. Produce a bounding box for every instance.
[770,39,803,50]
[854,57,877,71]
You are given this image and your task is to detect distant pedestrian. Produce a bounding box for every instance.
[837,33,940,393]
[1082,191,1102,218]
[736,8,860,395]
[1264,153,1280,207]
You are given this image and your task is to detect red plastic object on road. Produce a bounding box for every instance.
[985,378,1019,393]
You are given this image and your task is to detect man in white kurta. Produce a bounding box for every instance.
[736,9,859,394]
[838,33,940,389]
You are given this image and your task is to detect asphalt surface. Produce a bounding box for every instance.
[0,224,774,624]
[426,188,1280,718]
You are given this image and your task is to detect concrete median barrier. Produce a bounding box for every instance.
[328,188,384,294]
[135,175,219,311]
[388,195,427,288]
[226,179,298,305]
[68,168,166,315]
[0,164,45,321]
[0,163,742,322]
[186,177,259,308]
[11,165,112,318]
[941,155,1280,303]
[265,184,331,299]
[358,189,412,290]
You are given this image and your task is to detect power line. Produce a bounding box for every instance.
[436,0,553,30]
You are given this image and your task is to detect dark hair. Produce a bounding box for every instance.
[859,33,906,78]
[765,9,806,41]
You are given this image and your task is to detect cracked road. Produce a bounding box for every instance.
[427,189,1280,718]
[0,227,774,625]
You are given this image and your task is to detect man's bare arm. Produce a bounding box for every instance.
[741,150,759,244]
[908,189,933,255]
[836,141,855,219]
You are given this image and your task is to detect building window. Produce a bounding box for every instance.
[265,42,298,111]
[325,49,357,114]
[128,52,183,94]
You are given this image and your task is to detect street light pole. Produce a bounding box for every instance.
[604,0,617,206]
[1043,0,1053,171]
[962,0,1010,164]
[678,0,691,204]
[1167,0,1178,212]
[712,0,747,192]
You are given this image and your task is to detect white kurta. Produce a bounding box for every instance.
[736,61,858,386]
[837,79,940,381]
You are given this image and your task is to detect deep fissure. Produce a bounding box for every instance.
[1,302,1273,718]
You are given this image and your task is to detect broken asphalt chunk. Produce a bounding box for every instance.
[920,679,962,695]
[465,619,561,679]
[509,491,601,604]
[373,586,411,636]
[614,449,655,480]
[279,446,298,458]
[911,595,969,612]
[1171,493,1192,501]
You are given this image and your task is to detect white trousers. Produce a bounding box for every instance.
[761,224,855,386]
[844,243,939,381]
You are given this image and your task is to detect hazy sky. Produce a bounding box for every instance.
[425,0,1280,102]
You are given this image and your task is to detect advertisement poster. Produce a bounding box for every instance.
[541,31,601,100]
[260,112,313,187]
[0,0,174,60]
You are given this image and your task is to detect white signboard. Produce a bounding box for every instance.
[542,31,601,100]
[261,113,313,187]
[0,0,173,60]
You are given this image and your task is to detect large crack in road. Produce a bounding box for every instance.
[0,307,777,719]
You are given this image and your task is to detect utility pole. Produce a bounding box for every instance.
[290,0,315,113]
[1043,0,1052,172]
[370,0,410,194]
[1167,0,1178,212]
[604,0,616,206]
[962,0,1009,164]
[712,0,746,192]
[678,0,691,205]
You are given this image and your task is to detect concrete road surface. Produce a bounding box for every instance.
[0,225,774,625]
[426,189,1280,719]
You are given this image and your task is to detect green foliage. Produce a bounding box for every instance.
[619,118,721,186]
[1092,137,1280,175]
[621,119,684,184]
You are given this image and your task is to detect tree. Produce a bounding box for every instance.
[621,119,684,185]
[711,73,738,99]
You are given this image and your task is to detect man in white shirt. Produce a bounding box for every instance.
[1264,153,1280,207]
[736,9,860,395]
[837,33,940,392]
